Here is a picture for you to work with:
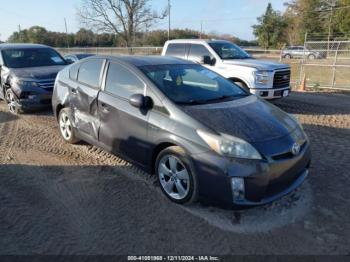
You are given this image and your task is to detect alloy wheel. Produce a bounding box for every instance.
[6,90,17,114]
[59,112,73,141]
[158,154,190,200]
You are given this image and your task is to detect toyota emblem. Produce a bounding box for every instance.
[291,143,301,155]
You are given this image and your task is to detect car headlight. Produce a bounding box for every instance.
[197,130,262,160]
[13,79,38,88]
[254,70,271,85]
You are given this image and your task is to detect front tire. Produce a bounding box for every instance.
[233,81,250,93]
[58,108,79,144]
[5,89,19,114]
[156,146,198,204]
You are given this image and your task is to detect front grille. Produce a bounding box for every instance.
[38,80,55,91]
[271,141,307,161]
[273,70,290,89]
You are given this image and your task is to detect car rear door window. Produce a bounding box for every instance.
[188,44,213,61]
[69,63,80,80]
[165,44,188,58]
[77,59,104,88]
[105,62,144,99]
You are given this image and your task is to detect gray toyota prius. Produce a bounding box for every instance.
[52,55,311,207]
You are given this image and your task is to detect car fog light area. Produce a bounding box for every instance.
[231,177,245,201]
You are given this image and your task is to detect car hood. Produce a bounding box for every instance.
[10,65,66,80]
[180,95,297,143]
[222,59,289,71]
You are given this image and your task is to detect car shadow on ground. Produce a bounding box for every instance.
[1,121,349,254]
[0,111,18,124]
[271,92,350,115]
[21,107,54,116]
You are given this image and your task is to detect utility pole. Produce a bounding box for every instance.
[200,21,203,39]
[18,25,22,42]
[327,1,336,56]
[168,0,171,40]
[64,18,70,48]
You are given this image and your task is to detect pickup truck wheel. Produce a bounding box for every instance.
[284,54,292,59]
[233,81,250,92]
[58,108,79,144]
[308,54,316,60]
[5,89,19,114]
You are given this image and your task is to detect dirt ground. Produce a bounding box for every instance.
[0,91,349,256]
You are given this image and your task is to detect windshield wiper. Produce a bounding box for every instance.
[187,94,247,105]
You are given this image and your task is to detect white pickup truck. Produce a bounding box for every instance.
[162,39,291,99]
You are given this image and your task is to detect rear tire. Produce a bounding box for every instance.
[155,146,198,204]
[284,54,292,59]
[58,108,79,144]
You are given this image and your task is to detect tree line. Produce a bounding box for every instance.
[253,0,350,49]
[6,0,350,49]
[7,26,257,48]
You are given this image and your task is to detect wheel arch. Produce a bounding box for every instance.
[150,142,178,174]
[228,77,249,87]
[55,104,65,120]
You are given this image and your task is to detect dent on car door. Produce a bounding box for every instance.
[70,59,105,141]
[98,61,150,166]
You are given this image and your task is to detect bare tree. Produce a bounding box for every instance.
[77,0,166,47]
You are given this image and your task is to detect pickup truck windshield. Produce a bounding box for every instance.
[2,48,66,68]
[209,42,251,60]
[140,64,248,105]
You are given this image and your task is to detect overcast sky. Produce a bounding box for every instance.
[0,0,286,42]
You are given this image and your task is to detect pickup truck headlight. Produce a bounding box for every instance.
[197,130,262,160]
[254,70,271,85]
[12,78,38,88]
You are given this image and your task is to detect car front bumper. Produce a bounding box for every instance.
[16,93,52,111]
[250,87,291,99]
[191,141,311,208]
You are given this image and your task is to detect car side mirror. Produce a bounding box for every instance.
[65,59,74,65]
[201,56,216,66]
[129,94,153,109]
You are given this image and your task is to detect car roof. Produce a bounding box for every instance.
[166,39,233,45]
[0,43,51,50]
[87,55,195,67]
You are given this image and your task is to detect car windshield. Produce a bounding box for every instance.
[209,42,251,59]
[2,48,66,68]
[139,64,248,105]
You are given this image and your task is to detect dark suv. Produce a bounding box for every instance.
[0,44,67,114]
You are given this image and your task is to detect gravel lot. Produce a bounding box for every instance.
[0,91,349,255]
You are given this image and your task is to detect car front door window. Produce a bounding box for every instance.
[105,62,145,98]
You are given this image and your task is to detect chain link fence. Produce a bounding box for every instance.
[296,40,350,90]
[56,47,163,56]
[56,40,350,91]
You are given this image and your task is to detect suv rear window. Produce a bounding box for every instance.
[165,44,188,58]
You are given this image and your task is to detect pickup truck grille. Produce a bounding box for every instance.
[38,80,55,91]
[273,70,290,89]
